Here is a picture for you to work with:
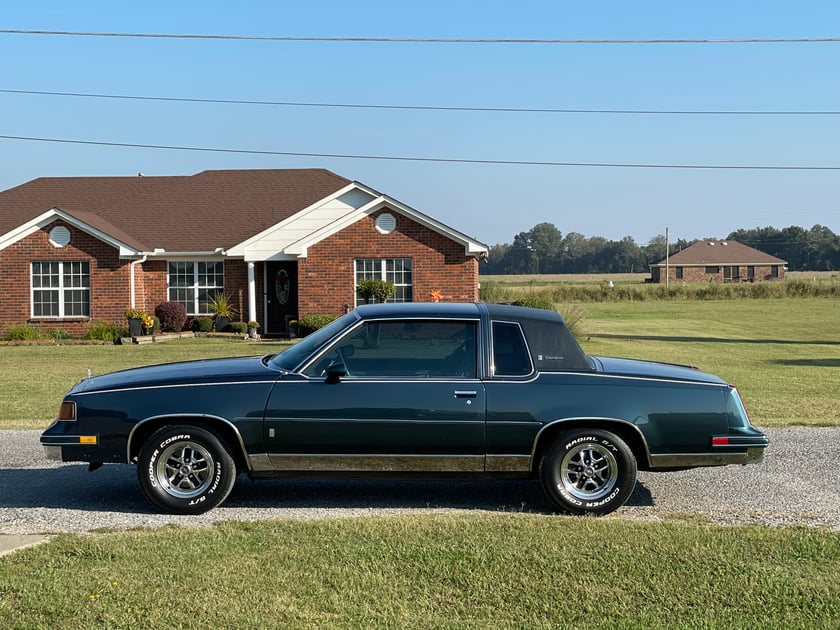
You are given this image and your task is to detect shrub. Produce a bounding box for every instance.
[5,323,43,341]
[155,301,187,332]
[228,322,248,334]
[297,314,337,336]
[479,281,515,303]
[83,320,121,342]
[48,328,72,341]
[192,317,213,333]
[512,297,556,311]
[357,279,395,303]
[558,304,586,339]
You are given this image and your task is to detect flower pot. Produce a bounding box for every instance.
[215,316,230,332]
[128,318,143,337]
[247,326,258,339]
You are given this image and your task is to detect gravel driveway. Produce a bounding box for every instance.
[1,428,838,534]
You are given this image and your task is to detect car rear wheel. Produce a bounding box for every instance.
[540,428,637,516]
[137,425,236,515]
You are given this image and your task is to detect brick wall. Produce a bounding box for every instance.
[653,264,785,283]
[297,209,479,317]
[1,212,480,337]
[0,222,132,337]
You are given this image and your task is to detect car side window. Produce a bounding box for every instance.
[303,319,478,379]
[492,321,533,376]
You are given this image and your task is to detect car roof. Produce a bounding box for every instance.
[352,301,567,325]
[353,302,482,319]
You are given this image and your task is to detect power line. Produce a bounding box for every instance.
[3,88,839,116]
[3,133,840,170]
[1,29,839,44]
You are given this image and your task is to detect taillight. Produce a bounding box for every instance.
[58,401,76,421]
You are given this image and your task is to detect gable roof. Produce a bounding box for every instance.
[652,239,786,267]
[0,169,489,259]
[0,169,352,253]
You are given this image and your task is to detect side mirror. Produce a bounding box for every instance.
[324,363,346,385]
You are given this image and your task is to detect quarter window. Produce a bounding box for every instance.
[31,261,90,318]
[492,321,533,376]
[168,261,225,315]
[354,258,413,306]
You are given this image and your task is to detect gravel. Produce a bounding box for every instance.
[1,428,838,534]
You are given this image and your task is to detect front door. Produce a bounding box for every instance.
[263,318,486,472]
[266,261,298,336]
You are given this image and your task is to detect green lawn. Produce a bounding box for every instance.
[579,299,839,426]
[1,298,838,429]
[1,514,838,628]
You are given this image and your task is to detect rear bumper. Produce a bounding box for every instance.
[650,445,766,468]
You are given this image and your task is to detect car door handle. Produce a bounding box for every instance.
[453,390,478,398]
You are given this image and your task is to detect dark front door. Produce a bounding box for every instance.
[266,261,298,336]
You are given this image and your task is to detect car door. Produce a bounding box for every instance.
[263,318,486,472]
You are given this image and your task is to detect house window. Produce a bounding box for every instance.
[31,261,90,318]
[705,266,719,274]
[723,266,740,282]
[168,261,225,315]
[675,267,683,280]
[747,266,755,280]
[771,265,779,278]
[355,258,413,306]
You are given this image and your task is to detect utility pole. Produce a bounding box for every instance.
[665,227,670,287]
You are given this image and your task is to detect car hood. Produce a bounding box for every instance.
[591,356,727,385]
[70,355,276,394]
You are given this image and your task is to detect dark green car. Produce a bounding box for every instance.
[41,302,768,515]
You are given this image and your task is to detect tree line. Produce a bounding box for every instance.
[482,223,840,275]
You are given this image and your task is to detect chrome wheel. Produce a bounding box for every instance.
[155,440,214,499]
[559,441,618,501]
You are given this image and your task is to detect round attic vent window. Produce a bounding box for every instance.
[375,212,397,234]
[49,226,71,248]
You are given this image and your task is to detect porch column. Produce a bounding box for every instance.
[247,262,257,323]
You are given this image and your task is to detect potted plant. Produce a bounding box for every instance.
[141,314,155,335]
[207,292,238,332]
[125,308,146,337]
[247,321,260,339]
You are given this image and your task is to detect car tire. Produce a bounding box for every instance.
[137,425,237,515]
[540,428,637,516]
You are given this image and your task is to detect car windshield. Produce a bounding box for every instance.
[267,311,359,372]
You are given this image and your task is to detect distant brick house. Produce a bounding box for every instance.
[650,239,786,284]
[0,169,488,337]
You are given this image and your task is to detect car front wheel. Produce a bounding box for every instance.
[540,429,637,516]
[137,425,237,515]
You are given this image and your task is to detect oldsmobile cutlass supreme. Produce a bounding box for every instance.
[41,302,768,515]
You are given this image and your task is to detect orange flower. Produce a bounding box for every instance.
[429,290,442,302]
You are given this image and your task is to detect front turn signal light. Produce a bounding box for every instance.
[58,401,76,421]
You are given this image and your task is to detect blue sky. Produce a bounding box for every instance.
[2,1,839,246]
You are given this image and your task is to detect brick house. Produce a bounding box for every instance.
[649,239,786,284]
[0,169,488,337]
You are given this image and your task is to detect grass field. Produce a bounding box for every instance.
[1,298,836,429]
[1,514,838,628]
[579,299,840,426]
[2,294,838,628]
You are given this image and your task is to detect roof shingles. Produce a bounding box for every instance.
[0,169,351,252]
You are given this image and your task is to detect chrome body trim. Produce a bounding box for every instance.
[650,447,765,468]
[485,455,531,472]
[531,417,652,467]
[267,454,484,473]
[127,413,253,471]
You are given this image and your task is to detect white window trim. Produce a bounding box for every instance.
[30,261,90,319]
[167,261,225,316]
[354,258,413,307]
